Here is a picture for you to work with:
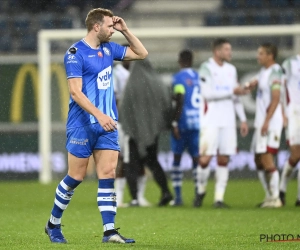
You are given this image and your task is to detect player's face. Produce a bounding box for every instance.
[257,47,269,66]
[97,16,115,43]
[217,43,232,62]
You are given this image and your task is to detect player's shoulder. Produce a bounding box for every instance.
[223,61,237,71]
[199,60,211,72]
[272,63,283,71]
[65,40,86,57]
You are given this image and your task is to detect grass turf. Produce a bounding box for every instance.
[0,178,300,250]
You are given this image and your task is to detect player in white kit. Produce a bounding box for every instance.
[247,43,284,208]
[195,38,249,208]
[279,54,300,206]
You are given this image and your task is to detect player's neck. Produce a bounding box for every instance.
[263,61,275,69]
[213,56,224,66]
[83,35,100,49]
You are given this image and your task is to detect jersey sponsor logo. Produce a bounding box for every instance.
[97,66,112,89]
[103,47,110,56]
[68,55,75,60]
[69,137,89,145]
[67,54,77,64]
[88,55,95,58]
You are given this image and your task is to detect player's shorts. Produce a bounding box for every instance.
[66,123,120,158]
[171,130,199,158]
[287,104,300,146]
[200,127,236,156]
[251,127,282,154]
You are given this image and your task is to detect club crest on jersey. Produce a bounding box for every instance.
[98,51,103,57]
[97,66,112,89]
[186,79,192,85]
[103,47,110,56]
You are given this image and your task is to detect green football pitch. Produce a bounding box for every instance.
[1,179,299,250]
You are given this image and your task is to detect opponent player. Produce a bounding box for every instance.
[279,54,300,206]
[170,49,201,206]
[195,38,249,208]
[44,8,147,244]
[247,43,283,208]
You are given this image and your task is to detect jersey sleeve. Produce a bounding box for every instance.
[282,58,291,79]
[110,42,127,61]
[269,67,283,90]
[172,75,186,94]
[64,50,83,79]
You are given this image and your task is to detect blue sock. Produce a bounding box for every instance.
[97,178,116,232]
[49,175,81,225]
[171,164,183,202]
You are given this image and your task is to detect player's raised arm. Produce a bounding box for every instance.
[112,16,148,60]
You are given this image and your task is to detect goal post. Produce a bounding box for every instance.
[38,24,300,184]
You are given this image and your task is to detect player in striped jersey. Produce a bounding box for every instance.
[279,54,300,206]
[44,8,147,244]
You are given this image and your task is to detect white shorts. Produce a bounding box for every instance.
[287,104,300,146]
[251,127,282,154]
[200,127,237,156]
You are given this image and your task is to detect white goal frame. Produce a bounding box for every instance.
[38,24,300,184]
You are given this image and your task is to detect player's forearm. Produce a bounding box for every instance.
[264,95,280,124]
[202,89,233,101]
[121,29,148,59]
[71,91,103,119]
[173,95,184,121]
[233,96,247,122]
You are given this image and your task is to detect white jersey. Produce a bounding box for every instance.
[199,58,239,128]
[282,55,300,105]
[254,63,283,130]
[113,63,130,101]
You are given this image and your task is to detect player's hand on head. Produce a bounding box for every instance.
[112,16,127,32]
[97,113,117,132]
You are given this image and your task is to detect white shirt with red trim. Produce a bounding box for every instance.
[254,63,283,130]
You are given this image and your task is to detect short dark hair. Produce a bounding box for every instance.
[85,8,113,32]
[260,43,278,60]
[212,38,230,51]
[179,49,193,66]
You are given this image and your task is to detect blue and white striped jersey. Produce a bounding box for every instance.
[64,39,127,129]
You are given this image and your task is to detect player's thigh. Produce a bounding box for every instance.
[200,127,219,156]
[67,152,89,181]
[66,125,96,158]
[290,145,300,162]
[93,128,120,178]
[288,105,300,146]
[218,127,237,156]
[253,128,281,154]
[186,130,200,158]
[171,134,185,156]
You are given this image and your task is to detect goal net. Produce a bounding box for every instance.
[38,24,300,183]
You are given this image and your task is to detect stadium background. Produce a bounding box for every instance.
[0,0,299,180]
